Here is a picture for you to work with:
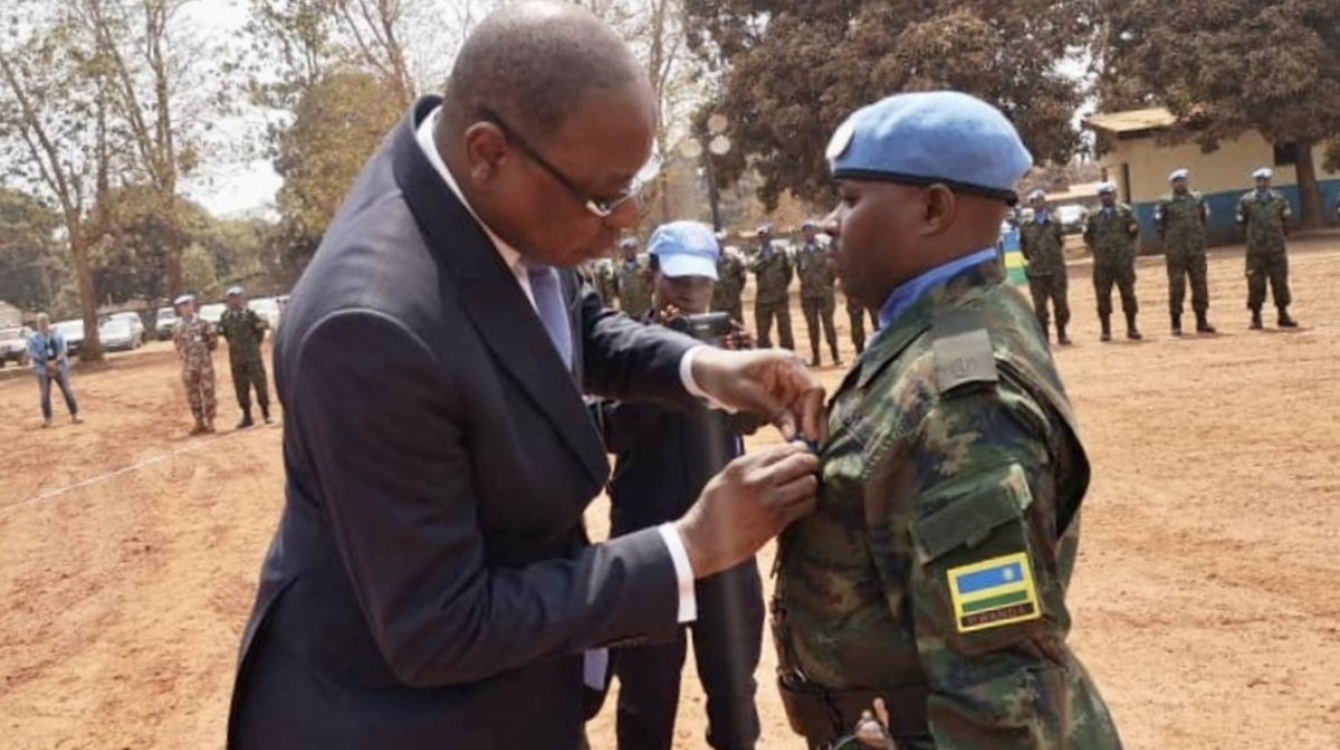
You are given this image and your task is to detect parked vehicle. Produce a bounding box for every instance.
[155,307,177,340]
[199,303,226,327]
[0,326,31,368]
[53,320,85,356]
[104,312,147,345]
[1055,204,1089,235]
[99,317,141,352]
[247,297,282,330]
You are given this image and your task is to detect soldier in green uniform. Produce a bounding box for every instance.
[217,286,272,429]
[712,242,747,325]
[1083,183,1143,342]
[1236,168,1298,329]
[593,259,618,306]
[1018,189,1072,345]
[750,226,795,350]
[845,290,877,355]
[615,237,653,319]
[796,221,842,367]
[1156,169,1216,336]
[773,90,1123,750]
[172,294,219,435]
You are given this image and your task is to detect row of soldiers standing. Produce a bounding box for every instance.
[1020,167,1298,345]
[593,225,878,367]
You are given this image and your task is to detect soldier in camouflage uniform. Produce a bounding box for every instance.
[592,259,618,306]
[845,291,877,355]
[774,91,1123,750]
[615,238,653,319]
[172,294,218,435]
[751,226,795,350]
[797,221,842,367]
[1018,189,1072,345]
[217,286,272,429]
[1156,169,1216,335]
[1083,183,1143,342]
[1236,168,1298,329]
[712,243,747,325]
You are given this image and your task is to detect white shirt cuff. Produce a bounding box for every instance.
[678,346,734,412]
[657,522,698,624]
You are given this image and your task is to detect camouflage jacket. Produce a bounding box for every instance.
[712,252,747,314]
[1155,192,1208,258]
[796,241,837,300]
[1083,205,1139,268]
[1019,215,1066,277]
[594,263,618,305]
[616,259,653,318]
[774,259,1122,750]
[217,307,267,364]
[751,244,793,303]
[173,316,216,372]
[1236,190,1291,255]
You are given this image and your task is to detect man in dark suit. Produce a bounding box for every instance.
[227,3,823,750]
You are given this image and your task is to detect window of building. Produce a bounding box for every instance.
[1274,142,1300,166]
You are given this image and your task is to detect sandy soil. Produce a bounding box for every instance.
[2,237,1338,749]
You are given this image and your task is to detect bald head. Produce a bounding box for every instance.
[443,1,650,141]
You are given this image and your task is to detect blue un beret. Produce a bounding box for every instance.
[828,91,1033,202]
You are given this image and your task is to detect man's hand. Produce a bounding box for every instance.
[690,346,826,442]
[676,443,819,579]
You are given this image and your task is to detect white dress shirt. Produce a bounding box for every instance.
[415,108,698,687]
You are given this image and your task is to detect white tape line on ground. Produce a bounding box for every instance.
[0,429,249,519]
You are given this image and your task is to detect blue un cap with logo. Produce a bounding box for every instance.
[827,91,1033,202]
[648,221,719,281]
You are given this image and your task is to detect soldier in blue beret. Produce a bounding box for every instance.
[771,91,1123,750]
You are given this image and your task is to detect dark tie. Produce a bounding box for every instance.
[525,262,573,370]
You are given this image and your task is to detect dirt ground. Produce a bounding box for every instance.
[2,237,1338,749]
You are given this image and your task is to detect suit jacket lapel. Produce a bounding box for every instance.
[391,97,607,485]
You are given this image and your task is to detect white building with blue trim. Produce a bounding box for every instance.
[1084,107,1340,252]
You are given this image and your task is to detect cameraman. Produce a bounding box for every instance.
[596,221,765,750]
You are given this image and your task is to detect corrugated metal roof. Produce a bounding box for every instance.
[1084,107,1177,133]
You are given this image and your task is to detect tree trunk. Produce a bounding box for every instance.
[70,228,104,364]
[1295,141,1324,230]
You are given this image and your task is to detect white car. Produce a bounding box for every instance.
[155,307,177,340]
[52,320,85,356]
[247,297,281,330]
[99,317,141,352]
[0,326,31,368]
[104,312,147,345]
[199,303,226,327]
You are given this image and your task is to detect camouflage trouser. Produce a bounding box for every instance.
[231,359,271,414]
[756,296,795,350]
[183,366,217,421]
[1026,273,1071,329]
[847,299,877,354]
[1245,251,1291,310]
[1093,261,1138,317]
[801,295,840,362]
[1167,252,1210,315]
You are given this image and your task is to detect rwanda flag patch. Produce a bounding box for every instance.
[946,552,1041,633]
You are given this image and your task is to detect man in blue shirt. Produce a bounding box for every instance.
[27,313,82,427]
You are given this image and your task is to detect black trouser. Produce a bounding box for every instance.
[614,560,765,750]
[231,359,270,415]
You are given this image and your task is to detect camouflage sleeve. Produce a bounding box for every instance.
[1018,228,1032,260]
[1123,207,1139,238]
[1050,221,1064,248]
[1235,195,1248,225]
[1081,217,1095,249]
[895,386,1077,748]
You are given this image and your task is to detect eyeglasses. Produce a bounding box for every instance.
[478,106,660,219]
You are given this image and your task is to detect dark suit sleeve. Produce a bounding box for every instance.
[578,284,698,405]
[290,310,679,688]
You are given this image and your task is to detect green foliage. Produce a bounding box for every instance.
[0,188,64,311]
[682,0,1095,208]
[179,243,219,298]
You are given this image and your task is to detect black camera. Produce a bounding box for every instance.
[667,312,733,343]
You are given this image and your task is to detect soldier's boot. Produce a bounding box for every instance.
[191,417,208,435]
[1195,311,1216,334]
[1126,312,1143,341]
[831,345,843,367]
[809,345,821,369]
[204,417,216,433]
[237,410,255,430]
[1099,314,1112,342]
[1171,313,1183,337]
[1250,308,1264,330]
[1278,307,1299,328]
[1056,325,1072,347]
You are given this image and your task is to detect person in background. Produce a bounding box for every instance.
[1236,168,1298,330]
[616,236,654,319]
[172,294,218,435]
[711,239,747,327]
[27,313,82,428]
[1156,168,1216,336]
[750,225,795,350]
[217,286,272,429]
[1083,182,1143,342]
[1019,188,1072,345]
[598,221,765,750]
[796,220,842,367]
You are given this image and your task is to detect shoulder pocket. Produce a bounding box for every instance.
[910,463,1033,564]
